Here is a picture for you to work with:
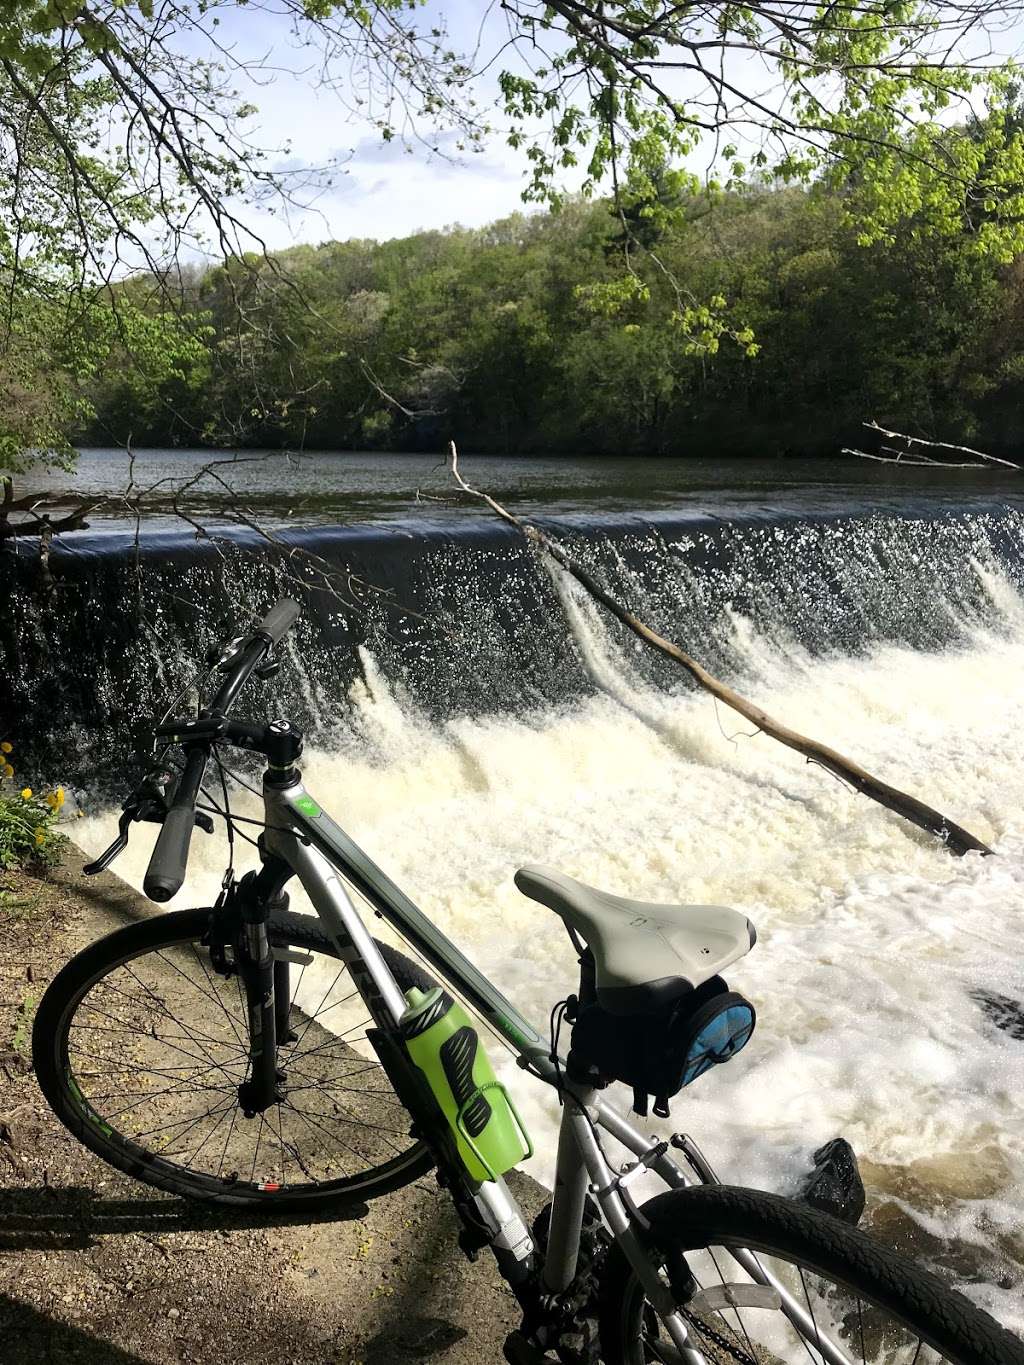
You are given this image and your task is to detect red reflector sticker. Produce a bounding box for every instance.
[257,1181,281,1192]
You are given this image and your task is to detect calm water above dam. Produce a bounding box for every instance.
[21,445,1024,528]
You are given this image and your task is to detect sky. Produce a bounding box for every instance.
[194,1,1024,253]
[208,1,541,249]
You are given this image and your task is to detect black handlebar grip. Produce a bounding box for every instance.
[143,805,198,903]
[257,598,301,647]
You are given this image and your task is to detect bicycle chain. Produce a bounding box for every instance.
[679,1309,758,1365]
[533,1203,758,1365]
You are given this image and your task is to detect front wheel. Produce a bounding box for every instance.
[599,1184,1024,1365]
[33,907,437,1210]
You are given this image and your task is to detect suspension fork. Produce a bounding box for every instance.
[274,957,298,1044]
[234,868,290,1116]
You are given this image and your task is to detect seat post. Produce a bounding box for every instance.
[575,941,597,1009]
[541,1086,597,1294]
[565,943,607,1091]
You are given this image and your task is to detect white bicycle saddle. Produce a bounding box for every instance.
[514,864,756,1015]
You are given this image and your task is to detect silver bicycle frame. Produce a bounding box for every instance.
[262,777,855,1365]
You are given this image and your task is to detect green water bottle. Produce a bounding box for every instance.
[400,986,532,1184]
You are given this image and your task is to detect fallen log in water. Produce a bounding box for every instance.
[446,441,993,858]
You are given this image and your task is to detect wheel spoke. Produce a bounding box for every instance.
[632,1238,984,1365]
[706,1245,761,1364]
[288,967,349,1052]
[217,1103,240,1180]
[249,1114,266,1184]
[102,1075,236,1123]
[189,944,248,1051]
[182,1099,236,1172]
[50,926,426,1202]
[282,1100,408,1145]
[281,1097,382,1173]
[79,991,241,1054]
[788,1263,823,1363]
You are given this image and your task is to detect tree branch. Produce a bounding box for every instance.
[844,421,1023,472]
[447,440,992,858]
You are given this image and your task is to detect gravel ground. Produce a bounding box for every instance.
[0,855,546,1364]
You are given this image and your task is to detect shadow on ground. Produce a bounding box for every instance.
[0,1184,370,1252]
[0,1295,151,1365]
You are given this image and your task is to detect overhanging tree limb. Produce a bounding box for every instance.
[446,440,992,858]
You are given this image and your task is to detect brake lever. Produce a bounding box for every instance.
[135,761,213,833]
[83,809,134,875]
[83,770,214,877]
[135,801,214,835]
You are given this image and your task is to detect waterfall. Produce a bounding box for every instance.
[9,496,1024,1326]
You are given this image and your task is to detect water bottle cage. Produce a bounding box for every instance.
[454,1081,534,1184]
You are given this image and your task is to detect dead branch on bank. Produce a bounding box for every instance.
[1,450,398,625]
[0,477,105,541]
[446,440,992,858]
[843,421,1023,472]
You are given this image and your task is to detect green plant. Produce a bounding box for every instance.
[0,740,68,871]
[0,888,31,918]
[12,991,36,1053]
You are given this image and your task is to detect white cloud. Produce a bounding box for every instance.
[205,3,537,246]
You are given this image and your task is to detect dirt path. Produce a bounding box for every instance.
[0,856,546,1364]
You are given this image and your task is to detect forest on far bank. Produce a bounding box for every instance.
[86,183,1024,461]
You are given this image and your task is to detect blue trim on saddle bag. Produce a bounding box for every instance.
[676,992,757,1089]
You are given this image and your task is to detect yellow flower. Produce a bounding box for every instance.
[0,741,11,754]
[35,831,45,846]
[55,786,65,808]
[3,764,12,778]
[20,788,32,800]
[45,792,57,809]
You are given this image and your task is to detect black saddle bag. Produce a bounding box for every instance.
[567,975,756,1118]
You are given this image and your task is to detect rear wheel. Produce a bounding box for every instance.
[599,1185,1024,1365]
[33,907,436,1210]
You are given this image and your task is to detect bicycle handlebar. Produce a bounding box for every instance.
[255,597,301,648]
[140,597,302,902]
[208,597,301,717]
[143,747,207,902]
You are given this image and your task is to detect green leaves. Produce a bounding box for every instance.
[492,3,1024,264]
[79,177,1024,461]
[6,0,1024,474]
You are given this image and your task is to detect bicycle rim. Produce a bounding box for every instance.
[34,908,435,1207]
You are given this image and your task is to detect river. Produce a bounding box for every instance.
[7,448,1024,1329]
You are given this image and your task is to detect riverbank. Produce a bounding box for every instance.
[0,854,544,1364]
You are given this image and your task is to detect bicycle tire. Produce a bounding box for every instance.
[33,907,437,1211]
[598,1184,1024,1365]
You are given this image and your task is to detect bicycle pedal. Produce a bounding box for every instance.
[502,1331,559,1364]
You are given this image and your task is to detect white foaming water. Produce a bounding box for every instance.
[77,567,1024,1323]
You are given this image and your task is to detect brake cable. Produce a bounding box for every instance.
[213,746,235,878]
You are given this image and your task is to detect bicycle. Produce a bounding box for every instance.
[32,597,1024,1365]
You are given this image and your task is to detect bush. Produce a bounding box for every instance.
[0,740,68,870]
